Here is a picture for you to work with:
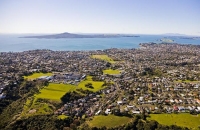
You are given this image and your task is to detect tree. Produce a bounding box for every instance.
[136,119,145,130]
[106,62,111,68]
[85,83,94,89]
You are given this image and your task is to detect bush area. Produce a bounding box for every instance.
[61,91,84,103]
[8,115,73,130]
[0,80,47,128]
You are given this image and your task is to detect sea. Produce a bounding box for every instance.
[0,34,200,52]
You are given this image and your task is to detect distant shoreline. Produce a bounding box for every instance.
[20,32,140,39]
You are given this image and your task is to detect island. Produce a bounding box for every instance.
[20,32,140,39]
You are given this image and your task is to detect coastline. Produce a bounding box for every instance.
[0,34,200,52]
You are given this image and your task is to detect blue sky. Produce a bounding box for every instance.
[0,0,199,35]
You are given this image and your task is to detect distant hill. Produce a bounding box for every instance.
[20,32,140,39]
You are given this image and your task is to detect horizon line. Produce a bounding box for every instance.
[0,32,199,37]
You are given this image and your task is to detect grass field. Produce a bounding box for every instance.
[103,69,120,75]
[91,55,115,64]
[174,80,200,83]
[35,83,76,101]
[78,76,105,92]
[147,113,200,129]
[88,115,132,128]
[23,72,53,80]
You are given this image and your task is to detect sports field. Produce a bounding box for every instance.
[87,115,132,128]
[103,69,120,75]
[23,72,53,80]
[91,55,115,63]
[35,83,76,101]
[147,113,200,130]
[78,76,105,92]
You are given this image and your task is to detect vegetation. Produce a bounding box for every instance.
[19,76,105,118]
[20,83,76,117]
[7,115,73,130]
[21,98,55,117]
[0,80,48,128]
[87,115,132,128]
[147,113,200,130]
[103,69,120,75]
[0,97,27,129]
[92,55,115,64]
[61,91,84,103]
[23,72,52,80]
[85,83,94,89]
[141,67,163,77]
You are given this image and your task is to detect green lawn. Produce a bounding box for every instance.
[91,55,115,64]
[103,69,120,75]
[35,83,76,101]
[23,72,53,80]
[58,115,68,120]
[88,115,132,128]
[78,76,105,92]
[147,113,200,130]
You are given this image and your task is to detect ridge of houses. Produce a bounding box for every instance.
[0,43,200,117]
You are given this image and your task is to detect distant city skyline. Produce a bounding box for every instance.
[0,0,200,36]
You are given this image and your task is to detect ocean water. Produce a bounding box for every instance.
[0,34,200,52]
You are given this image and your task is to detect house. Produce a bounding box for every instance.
[117,101,123,105]
[197,107,200,111]
[138,97,144,102]
[0,93,6,99]
[95,110,101,115]
[132,110,140,114]
[127,105,134,109]
[105,109,111,114]
[170,99,174,103]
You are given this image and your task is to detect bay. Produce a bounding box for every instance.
[0,34,200,52]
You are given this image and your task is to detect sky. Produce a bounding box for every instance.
[0,0,200,35]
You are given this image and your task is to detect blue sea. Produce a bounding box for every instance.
[0,34,200,52]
